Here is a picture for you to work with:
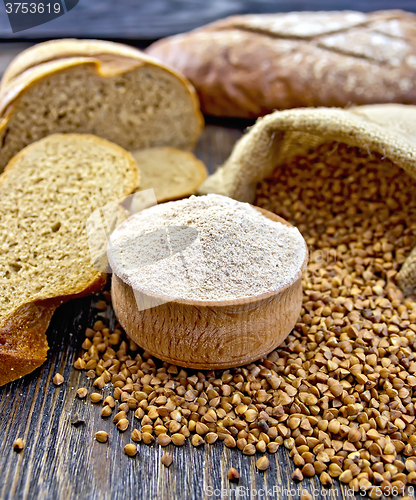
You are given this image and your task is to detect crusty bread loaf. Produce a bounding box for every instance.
[0,134,139,386]
[147,10,416,118]
[132,147,207,202]
[0,39,204,172]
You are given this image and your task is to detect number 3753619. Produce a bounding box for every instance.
[5,3,61,14]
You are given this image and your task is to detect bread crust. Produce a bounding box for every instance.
[0,274,106,387]
[1,39,157,86]
[0,134,139,386]
[146,10,416,118]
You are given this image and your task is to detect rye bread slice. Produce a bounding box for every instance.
[0,134,139,386]
[131,147,207,202]
[0,39,204,172]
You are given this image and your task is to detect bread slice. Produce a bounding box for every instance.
[0,39,204,172]
[131,147,208,202]
[0,134,139,386]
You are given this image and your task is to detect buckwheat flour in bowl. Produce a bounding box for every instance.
[107,194,308,369]
[108,194,306,301]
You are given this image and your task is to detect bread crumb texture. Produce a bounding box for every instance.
[0,63,200,171]
[131,147,207,202]
[0,134,138,385]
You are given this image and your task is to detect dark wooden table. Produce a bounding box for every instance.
[0,1,415,40]
[0,44,413,500]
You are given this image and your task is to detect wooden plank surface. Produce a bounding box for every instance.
[0,0,415,39]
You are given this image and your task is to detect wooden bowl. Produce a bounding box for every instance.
[111,207,308,369]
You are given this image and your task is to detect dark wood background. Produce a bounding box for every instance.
[0,0,415,40]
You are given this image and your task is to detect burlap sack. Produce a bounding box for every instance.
[198,104,416,293]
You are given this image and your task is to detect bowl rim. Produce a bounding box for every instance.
[111,206,309,308]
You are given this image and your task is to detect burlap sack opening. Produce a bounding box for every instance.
[198,104,416,293]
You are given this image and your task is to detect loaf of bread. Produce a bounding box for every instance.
[147,10,416,118]
[0,39,204,172]
[0,134,139,386]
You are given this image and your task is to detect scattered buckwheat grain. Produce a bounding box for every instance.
[95,431,108,443]
[300,490,313,500]
[76,387,88,399]
[256,456,270,471]
[161,453,173,467]
[90,393,103,404]
[13,438,24,452]
[228,468,240,481]
[124,444,137,457]
[53,373,64,386]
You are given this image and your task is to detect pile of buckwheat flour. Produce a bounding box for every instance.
[108,194,306,301]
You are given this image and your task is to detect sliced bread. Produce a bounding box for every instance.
[131,147,208,202]
[0,134,139,386]
[0,39,204,172]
